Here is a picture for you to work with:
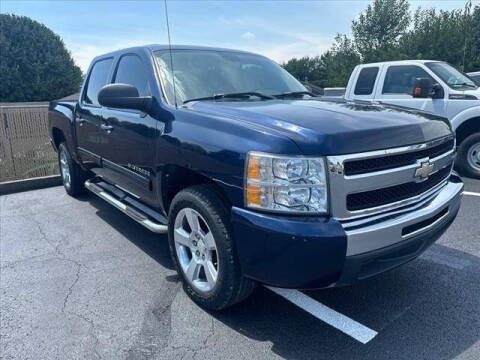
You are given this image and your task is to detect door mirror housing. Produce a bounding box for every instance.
[412,77,435,98]
[98,83,152,112]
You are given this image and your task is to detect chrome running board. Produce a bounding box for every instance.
[85,179,168,234]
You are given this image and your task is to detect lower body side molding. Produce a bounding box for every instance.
[84,178,168,234]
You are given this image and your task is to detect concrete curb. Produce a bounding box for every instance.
[0,175,62,195]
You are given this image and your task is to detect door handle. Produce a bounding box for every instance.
[101,124,114,132]
[77,118,87,126]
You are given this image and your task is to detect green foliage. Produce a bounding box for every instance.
[399,4,480,72]
[283,0,480,88]
[283,56,325,86]
[0,14,83,102]
[321,35,361,87]
[352,0,410,62]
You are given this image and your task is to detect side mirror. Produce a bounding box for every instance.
[412,77,434,98]
[98,83,152,112]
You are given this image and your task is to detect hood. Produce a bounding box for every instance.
[457,87,480,98]
[190,99,452,155]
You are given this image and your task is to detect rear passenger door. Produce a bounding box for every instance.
[76,58,114,171]
[375,65,447,117]
[100,53,157,203]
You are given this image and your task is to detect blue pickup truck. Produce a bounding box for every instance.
[49,45,463,310]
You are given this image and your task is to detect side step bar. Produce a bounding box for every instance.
[85,179,168,234]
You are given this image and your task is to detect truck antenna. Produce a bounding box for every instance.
[164,0,177,107]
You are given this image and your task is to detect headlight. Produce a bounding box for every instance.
[245,152,328,214]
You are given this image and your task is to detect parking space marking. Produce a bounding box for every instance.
[266,286,378,344]
[463,191,480,197]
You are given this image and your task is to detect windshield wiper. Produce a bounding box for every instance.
[183,92,274,104]
[272,91,315,99]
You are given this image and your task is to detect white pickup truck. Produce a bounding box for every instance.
[468,71,480,85]
[344,60,480,178]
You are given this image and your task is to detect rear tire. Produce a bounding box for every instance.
[457,133,480,179]
[167,185,255,310]
[58,142,89,197]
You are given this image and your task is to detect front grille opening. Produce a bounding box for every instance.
[346,166,451,211]
[344,138,454,176]
[402,207,449,237]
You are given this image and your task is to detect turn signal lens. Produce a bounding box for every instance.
[246,184,262,206]
[247,156,261,180]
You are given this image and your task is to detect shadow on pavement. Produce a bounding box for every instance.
[82,193,174,271]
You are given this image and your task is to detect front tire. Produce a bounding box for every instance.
[457,133,480,179]
[58,142,89,197]
[168,185,255,310]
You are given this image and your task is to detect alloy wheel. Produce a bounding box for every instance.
[60,150,71,189]
[173,208,219,292]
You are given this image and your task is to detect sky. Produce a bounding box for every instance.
[1,0,476,72]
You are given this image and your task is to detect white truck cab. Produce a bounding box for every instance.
[345,60,480,178]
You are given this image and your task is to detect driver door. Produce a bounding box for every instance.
[374,65,448,118]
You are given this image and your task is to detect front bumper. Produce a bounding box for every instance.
[231,175,463,289]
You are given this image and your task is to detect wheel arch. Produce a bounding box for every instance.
[51,127,66,150]
[161,165,232,214]
[455,117,480,145]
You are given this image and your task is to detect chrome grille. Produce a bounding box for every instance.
[344,138,455,175]
[327,135,455,220]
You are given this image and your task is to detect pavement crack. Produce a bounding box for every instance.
[61,260,82,313]
[31,218,85,313]
[67,311,102,359]
[29,218,99,358]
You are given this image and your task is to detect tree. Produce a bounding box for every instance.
[282,0,480,88]
[0,14,83,102]
[320,35,361,87]
[400,3,480,72]
[283,56,325,87]
[351,0,410,62]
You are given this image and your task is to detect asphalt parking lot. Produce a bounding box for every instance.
[1,178,479,360]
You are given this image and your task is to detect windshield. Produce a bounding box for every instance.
[426,62,478,89]
[154,49,306,104]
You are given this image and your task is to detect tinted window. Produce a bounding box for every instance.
[383,65,436,94]
[154,50,306,104]
[114,55,150,96]
[84,58,113,106]
[354,67,379,95]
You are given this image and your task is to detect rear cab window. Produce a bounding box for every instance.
[354,67,379,96]
[83,58,114,106]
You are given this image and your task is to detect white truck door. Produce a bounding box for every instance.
[374,64,448,118]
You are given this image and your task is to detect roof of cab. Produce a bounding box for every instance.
[357,60,442,67]
[93,44,259,60]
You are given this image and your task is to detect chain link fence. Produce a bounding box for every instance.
[0,103,59,183]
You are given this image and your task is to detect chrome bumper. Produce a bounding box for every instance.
[342,179,463,256]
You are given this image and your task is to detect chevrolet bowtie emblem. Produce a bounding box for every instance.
[415,160,434,179]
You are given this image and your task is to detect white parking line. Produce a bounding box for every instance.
[463,191,480,197]
[266,286,378,344]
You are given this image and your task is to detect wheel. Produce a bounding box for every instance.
[168,185,255,310]
[58,142,89,196]
[457,133,480,179]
